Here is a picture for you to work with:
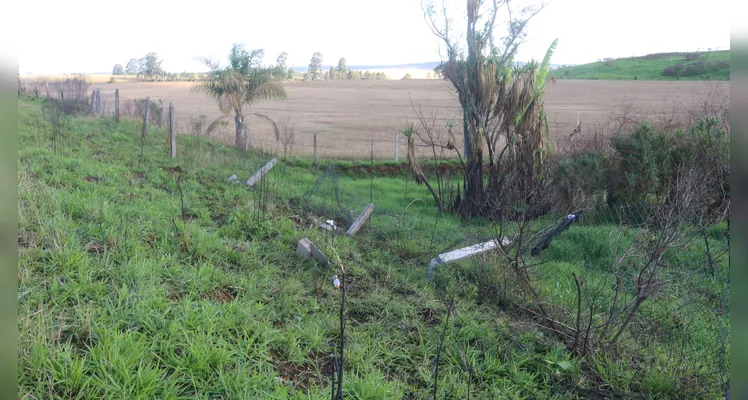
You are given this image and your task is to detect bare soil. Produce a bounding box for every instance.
[89,79,728,159]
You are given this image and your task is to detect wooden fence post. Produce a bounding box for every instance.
[313,133,317,163]
[89,89,95,114]
[59,89,65,113]
[97,89,101,115]
[142,97,150,141]
[114,89,120,124]
[169,102,176,158]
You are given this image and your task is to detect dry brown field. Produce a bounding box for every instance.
[87,79,729,159]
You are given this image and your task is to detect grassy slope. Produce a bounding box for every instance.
[17,98,727,398]
[552,50,730,81]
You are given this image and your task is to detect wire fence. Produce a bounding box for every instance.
[22,83,730,398]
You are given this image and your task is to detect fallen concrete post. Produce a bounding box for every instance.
[346,203,374,236]
[426,237,510,281]
[296,238,330,268]
[246,158,277,187]
[313,218,337,232]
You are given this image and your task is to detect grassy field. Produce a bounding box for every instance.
[552,50,730,81]
[17,97,729,398]
[69,79,727,159]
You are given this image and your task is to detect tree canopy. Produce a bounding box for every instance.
[194,43,287,148]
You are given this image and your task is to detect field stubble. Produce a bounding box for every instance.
[89,79,729,159]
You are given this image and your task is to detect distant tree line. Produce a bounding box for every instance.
[112,53,165,81]
[303,53,387,81]
[111,51,389,83]
[112,52,212,82]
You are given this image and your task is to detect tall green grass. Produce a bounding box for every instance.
[17,97,728,398]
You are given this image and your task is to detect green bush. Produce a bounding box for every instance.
[552,151,612,209]
[607,118,729,205]
[609,123,680,203]
[684,117,730,203]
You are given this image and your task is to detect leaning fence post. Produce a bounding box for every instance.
[114,89,120,124]
[169,102,176,158]
[313,133,318,163]
[142,97,150,141]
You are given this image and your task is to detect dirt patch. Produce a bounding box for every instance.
[85,241,106,255]
[211,212,227,226]
[288,214,306,228]
[83,176,100,183]
[18,233,35,249]
[418,306,441,327]
[53,329,94,353]
[210,285,240,303]
[269,348,334,390]
[167,290,185,302]
[232,241,250,252]
[144,234,157,248]
[181,211,199,221]
[162,165,183,174]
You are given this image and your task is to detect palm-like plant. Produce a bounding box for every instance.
[194,44,287,148]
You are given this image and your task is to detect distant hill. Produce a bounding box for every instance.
[551,50,730,81]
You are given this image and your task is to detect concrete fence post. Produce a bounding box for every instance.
[114,89,120,124]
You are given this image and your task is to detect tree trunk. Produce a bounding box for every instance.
[234,110,243,148]
[459,110,485,217]
[462,149,484,217]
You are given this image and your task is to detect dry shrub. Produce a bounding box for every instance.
[276,116,296,158]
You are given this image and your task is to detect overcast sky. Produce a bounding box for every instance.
[16,0,731,74]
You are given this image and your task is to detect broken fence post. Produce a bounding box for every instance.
[530,212,583,256]
[296,238,330,268]
[426,237,510,281]
[313,218,337,232]
[346,203,374,236]
[246,158,277,186]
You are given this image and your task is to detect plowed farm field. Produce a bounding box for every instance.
[90,79,728,159]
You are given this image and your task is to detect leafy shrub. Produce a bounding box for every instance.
[552,151,612,210]
[401,73,412,80]
[663,60,729,78]
[682,117,730,207]
[608,123,680,203]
